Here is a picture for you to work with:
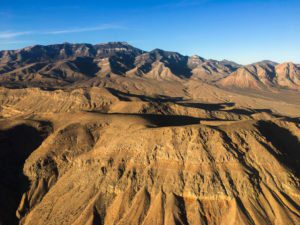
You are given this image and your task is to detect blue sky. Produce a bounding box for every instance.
[0,0,299,64]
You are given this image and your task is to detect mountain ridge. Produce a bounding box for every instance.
[0,42,299,225]
[0,42,299,90]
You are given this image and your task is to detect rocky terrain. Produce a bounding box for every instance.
[0,42,299,225]
[1,42,299,90]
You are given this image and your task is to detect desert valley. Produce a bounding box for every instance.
[0,42,299,225]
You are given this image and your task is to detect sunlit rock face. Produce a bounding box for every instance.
[0,42,299,225]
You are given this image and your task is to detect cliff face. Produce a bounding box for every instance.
[3,113,297,225]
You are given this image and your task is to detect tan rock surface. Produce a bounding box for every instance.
[0,42,299,225]
[1,112,296,225]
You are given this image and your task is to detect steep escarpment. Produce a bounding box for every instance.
[8,113,299,225]
[0,120,52,225]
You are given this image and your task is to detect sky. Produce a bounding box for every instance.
[0,0,299,64]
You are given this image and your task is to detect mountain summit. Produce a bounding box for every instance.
[0,42,299,90]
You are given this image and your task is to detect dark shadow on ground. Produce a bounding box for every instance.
[106,88,184,102]
[139,114,201,127]
[256,121,300,177]
[0,122,51,225]
[106,88,278,117]
[178,102,235,110]
[178,103,276,116]
[88,112,202,127]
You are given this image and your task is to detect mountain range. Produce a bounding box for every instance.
[1,42,299,90]
[0,42,299,225]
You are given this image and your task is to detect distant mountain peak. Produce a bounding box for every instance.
[0,42,299,90]
[252,60,278,66]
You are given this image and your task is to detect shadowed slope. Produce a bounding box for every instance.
[256,121,300,177]
[0,121,52,225]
